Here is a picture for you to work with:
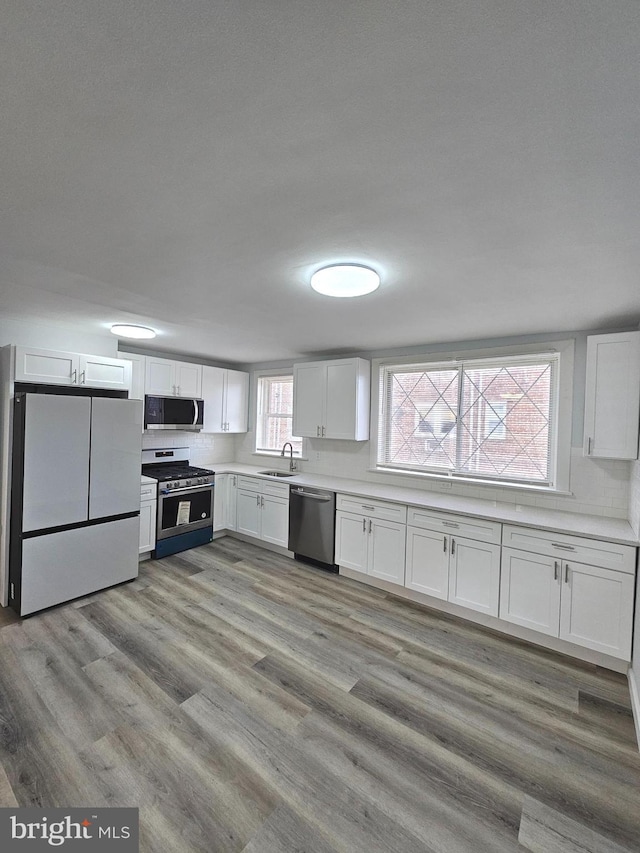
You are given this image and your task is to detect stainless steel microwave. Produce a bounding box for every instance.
[144,395,204,431]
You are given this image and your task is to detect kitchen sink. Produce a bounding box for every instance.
[259,470,297,477]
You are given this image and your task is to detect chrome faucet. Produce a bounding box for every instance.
[281,442,297,472]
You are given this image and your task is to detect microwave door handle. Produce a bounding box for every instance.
[193,399,198,426]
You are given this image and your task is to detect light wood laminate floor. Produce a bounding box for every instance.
[0,538,639,852]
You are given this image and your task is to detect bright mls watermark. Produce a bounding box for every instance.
[0,808,138,850]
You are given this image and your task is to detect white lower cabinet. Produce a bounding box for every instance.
[213,473,239,532]
[500,526,636,660]
[405,508,502,617]
[235,476,289,548]
[139,482,157,556]
[405,527,449,599]
[559,561,634,658]
[499,549,560,636]
[335,496,407,584]
[448,536,501,617]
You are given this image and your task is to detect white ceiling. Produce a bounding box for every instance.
[2,1,639,364]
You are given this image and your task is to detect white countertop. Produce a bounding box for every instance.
[208,462,639,547]
[141,474,157,485]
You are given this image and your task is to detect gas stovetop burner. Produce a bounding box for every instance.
[141,463,216,483]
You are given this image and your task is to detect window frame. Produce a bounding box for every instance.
[254,370,304,457]
[371,340,574,493]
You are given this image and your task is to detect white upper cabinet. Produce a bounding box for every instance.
[201,365,249,433]
[118,352,146,400]
[145,357,202,398]
[293,357,370,440]
[15,346,78,385]
[78,354,131,391]
[583,331,640,459]
[14,346,130,391]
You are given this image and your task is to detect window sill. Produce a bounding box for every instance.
[370,466,573,497]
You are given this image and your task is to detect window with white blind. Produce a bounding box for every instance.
[377,352,563,487]
[256,374,303,455]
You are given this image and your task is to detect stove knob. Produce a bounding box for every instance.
[186,480,192,486]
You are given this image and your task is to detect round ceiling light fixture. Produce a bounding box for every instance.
[110,324,157,340]
[310,264,380,298]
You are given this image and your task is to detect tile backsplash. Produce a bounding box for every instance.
[236,433,631,520]
[141,431,236,467]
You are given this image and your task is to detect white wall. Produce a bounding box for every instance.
[236,328,634,520]
[0,318,117,357]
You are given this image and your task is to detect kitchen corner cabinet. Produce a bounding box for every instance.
[500,525,636,660]
[335,495,406,584]
[139,481,157,556]
[293,357,370,441]
[213,473,238,531]
[235,476,288,548]
[14,346,131,392]
[405,507,501,616]
[145,356,202,398]
[202,366,249,433]
[583,331,640,459]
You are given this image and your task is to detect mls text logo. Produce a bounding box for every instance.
[0,808,138,850]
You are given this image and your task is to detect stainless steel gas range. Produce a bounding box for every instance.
[141,447,215,558]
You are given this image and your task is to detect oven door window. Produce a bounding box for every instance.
[160,488,213,536]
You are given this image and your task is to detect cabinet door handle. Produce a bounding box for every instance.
[368,519,372,534]
[554,561,559,581]
[322,426,326,437]
[443,536,447,553]
[565,564,570,583]
[587,437,592,455]
[362,518,366,532]
[256,495,260,506]
[261,496,264,508]
[316,426,320,437]
[71,369,77,384]
[79,370,86,384]
[451,538,456,555]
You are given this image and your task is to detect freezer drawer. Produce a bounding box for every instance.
[16,517,139,615]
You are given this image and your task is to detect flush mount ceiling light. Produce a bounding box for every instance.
[110,324,156,340]
[310,264,380,298]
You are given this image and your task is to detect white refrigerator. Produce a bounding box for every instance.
[10,391,142,615]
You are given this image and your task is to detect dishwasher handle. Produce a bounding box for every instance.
[291,489,333,501]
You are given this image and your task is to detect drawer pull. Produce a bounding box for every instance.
[361,505,375,511]
[442,521,459,528]
[552,543,575,551]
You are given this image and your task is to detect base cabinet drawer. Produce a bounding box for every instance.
[502,525,635,573]
[337,494,407,523]
[500,548,634,660]
[407,507,501,544]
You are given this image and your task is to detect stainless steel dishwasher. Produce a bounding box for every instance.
[288,486,337,572]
